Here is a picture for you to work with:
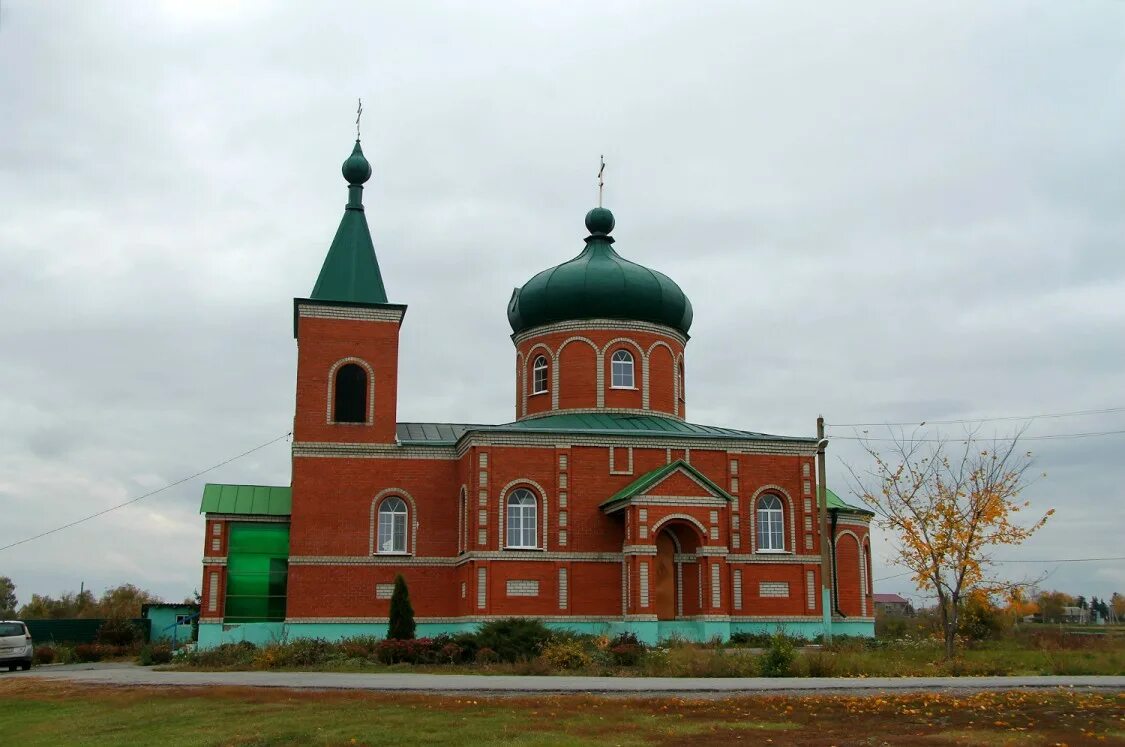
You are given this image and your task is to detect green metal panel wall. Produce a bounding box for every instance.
[225,523,290,623]
[24,618,151,644]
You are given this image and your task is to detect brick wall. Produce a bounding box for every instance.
[293,314,401,444]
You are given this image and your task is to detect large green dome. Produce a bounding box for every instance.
[507,208,693,336]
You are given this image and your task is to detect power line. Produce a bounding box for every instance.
[829,428,1125,443]
[827,406,1125,429]
[0,432,292,553]
[874,556,1125,583]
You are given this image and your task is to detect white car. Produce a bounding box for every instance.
[0,621,33,671]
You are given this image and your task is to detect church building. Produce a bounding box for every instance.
[197,137,874,647]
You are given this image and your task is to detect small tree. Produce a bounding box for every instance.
[387,574,415,640]
[0,577,16,617]
[849,428,1052,659]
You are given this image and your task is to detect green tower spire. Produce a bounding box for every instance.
[309,139,389,304]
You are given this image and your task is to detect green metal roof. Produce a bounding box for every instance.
[396,422,483,444]
[309,140,389,305]
[394,413,813,446]
[497,413,808,440]
[601,460,734,508]
[507,207,693,336]
[200,484,292,516]
[825,487,874,515]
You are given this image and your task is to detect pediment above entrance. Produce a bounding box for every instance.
[601,460,733,514]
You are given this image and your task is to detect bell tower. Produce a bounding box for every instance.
[292,138,405,445]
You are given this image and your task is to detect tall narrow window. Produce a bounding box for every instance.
[532,356,548,394]
[377,497,407,553]
[506,489,537,548]
[334,363,368,423]
[756,495,785,551]
[611,350,634,388]
[678,361,686,402]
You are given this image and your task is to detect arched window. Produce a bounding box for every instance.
[377,496,408,553]
[756,495,785,551]
[611,350,634,389]
[334,363,368,423]
[506,488,538,549]
[532,356,548,394]
[678,361,686,402]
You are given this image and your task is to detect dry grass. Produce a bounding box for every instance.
[1,678,1122,745]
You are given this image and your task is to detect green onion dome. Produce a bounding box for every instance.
[507,207,693,336]
[341,140,372,185]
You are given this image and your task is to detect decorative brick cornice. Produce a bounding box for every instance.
[288,551,625,566]
[293,442,458,460]
[201,557,228,565]
[513,319,688,347]
[297,302,405,324]
[726,554,822,564]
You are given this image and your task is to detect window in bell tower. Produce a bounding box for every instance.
[333,363,368,423]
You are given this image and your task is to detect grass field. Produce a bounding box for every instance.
[0,679,1121,746]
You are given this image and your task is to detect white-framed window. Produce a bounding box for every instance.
[756,494,785,551]
[610,350,635,388]
[377,496,408,553]
[506,488,538,549]
[532,356,548,394]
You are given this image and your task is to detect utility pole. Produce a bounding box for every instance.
[817,416,832,643]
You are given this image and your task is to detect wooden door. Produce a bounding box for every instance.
[653,531,677,620]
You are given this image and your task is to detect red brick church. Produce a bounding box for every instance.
[197,137,874,647]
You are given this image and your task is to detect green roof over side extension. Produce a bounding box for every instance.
[200,484,292,516]
[507,207,693,336]
[395,413,814,446]
[309,139,389,305]
[601,459,734,509]
[825,487,874,515]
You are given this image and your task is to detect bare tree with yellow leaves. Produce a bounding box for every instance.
[848,428,1052,658]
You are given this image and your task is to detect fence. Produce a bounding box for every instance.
[23,618,151,644]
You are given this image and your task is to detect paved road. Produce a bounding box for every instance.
[9,664,1125,696]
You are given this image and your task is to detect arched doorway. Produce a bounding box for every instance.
[651,521,704,621]
[653,531,677,620]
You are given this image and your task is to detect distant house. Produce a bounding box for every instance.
[141,603,199,644]
[874,593,912,616]
[1061,606,1089,624]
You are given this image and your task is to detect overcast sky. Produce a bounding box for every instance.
[1,1,1122,610]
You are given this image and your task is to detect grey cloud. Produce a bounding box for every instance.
[0,0,1122,603]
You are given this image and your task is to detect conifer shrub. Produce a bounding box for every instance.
[474,618,552,662]
[387,575,416,641]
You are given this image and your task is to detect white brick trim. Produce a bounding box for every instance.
[650,513,709,539]
[513,318,687,346]
[498,477,550,551]
[368,488,419,556]
[326,357,376,425]
[749,484,797,553]
[552,336,600,409]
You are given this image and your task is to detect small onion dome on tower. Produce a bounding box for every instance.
[507,207,693,336]
[342,139,372,185]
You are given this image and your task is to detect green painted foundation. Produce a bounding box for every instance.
[198,618,873,649]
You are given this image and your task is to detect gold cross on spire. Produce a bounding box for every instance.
[356,98,363,140]
[597,155,606,207]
